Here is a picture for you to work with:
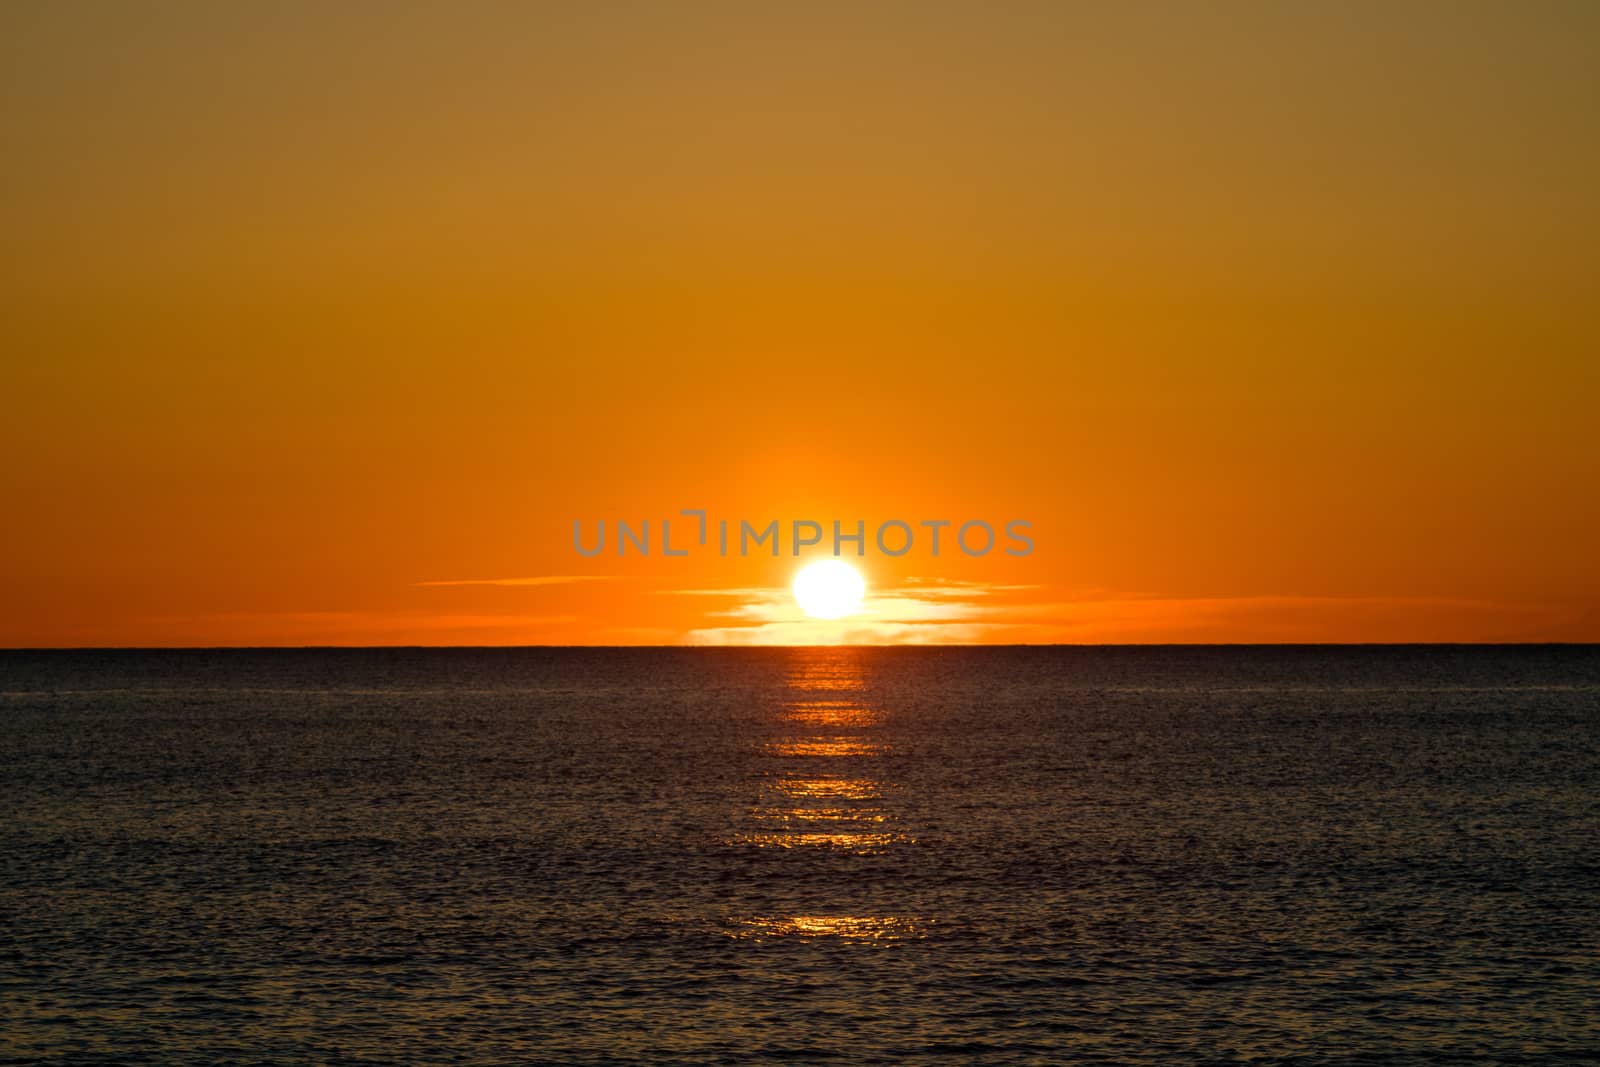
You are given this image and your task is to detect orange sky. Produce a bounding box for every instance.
[3,3,1597,646]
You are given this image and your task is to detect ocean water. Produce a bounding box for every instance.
[2,646,1598,1064]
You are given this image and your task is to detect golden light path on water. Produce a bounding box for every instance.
[731,915,926,942]
[728,649,924,940]
[735,831,900,851]
[773,776,881,801]
[752,807,887,824]
[781,700,876,727]
[765,738,889,758]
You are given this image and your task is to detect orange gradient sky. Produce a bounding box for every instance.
[3,2,1597,646]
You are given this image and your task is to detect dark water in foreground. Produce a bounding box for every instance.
[2,646,1598,1064]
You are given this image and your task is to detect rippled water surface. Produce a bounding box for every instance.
[3,646,1598,1064]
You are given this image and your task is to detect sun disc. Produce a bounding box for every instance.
[792,560,866,620]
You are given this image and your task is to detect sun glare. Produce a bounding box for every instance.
[792,560,867,620]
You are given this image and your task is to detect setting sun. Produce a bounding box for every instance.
[793,561,867,620]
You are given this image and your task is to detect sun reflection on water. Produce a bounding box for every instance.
[781,700,880,728]
[729,831,902,852]
[773,776,882,800]
[765,737,888,758]
[781,669,865,693]
[752,806,887,823]
[731,915,926,941]
[728,648,915,930]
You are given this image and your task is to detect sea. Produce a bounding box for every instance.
[2,646,1597,1064]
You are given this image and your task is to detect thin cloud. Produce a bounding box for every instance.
[688,619,1001,646]
[899,578,1043,598]
[680,578,1043,644]
[678,582,1580,646]
[415,575,617,587]
[658,586,787,598]
[129,611,582,646]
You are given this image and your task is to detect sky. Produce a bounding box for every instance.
[2,1,1597,646]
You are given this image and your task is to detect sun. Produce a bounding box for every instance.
[792,560,867,620]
